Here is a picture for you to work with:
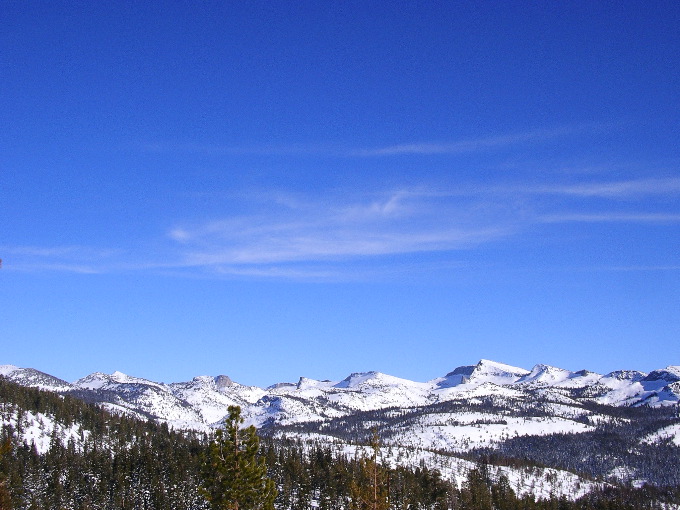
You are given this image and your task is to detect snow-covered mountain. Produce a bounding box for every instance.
[2,359,678,434]
[0,365,72,392]
[2,359,680,491]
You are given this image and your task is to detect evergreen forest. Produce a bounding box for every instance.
[1,377,679,510]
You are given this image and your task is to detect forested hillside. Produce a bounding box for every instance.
[1,376,679,510]
[0,377,206,509]
[272,397,680,488]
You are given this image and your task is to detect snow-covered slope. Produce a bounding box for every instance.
[433,359,529,390]
[0,388,605,503]
[71,371,208,429]
[2,360,679,435]
[0,365,73,392]
[3,359,679,495]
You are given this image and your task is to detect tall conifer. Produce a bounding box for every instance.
[0,438,12,510]
[350,429,389,510]
[200,406,276,510]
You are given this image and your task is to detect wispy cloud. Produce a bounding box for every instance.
[598,265,680,272]
[353,124,603,156]
[145,124,607,159]
[2,246,102,258]
[0,245,123,274]
[13,263,104,274]
[522,177,680,199]
[358,177,680,202]
[539,212,680,223]
[163,173,680,277]
[169,192,517,268]
[5,173,678,280]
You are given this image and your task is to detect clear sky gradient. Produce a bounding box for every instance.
[2,2,679,386]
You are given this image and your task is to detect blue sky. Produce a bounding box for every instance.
[2,2,679,386]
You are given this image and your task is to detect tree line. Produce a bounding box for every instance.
[1,377,679,510]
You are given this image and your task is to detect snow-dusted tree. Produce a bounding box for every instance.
[200,406,276,510]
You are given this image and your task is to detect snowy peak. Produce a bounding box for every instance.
[74,371,163,391]
[335,371,381,389]
[4,359,680,433]
[0,364,18,376]
[602,370,647,384]
[518,364,573,386]
[333,371,420,390]
[294,377,325,390]
[516,365,606,390]
[435,360,529,389]
[451,359,530,387]
[333,372,430,399]
[643,366,680,384]
[469,359,530,383]
[0,365,72,392]
[73,372,110,390]
[109,371,161,386]
[189,375,217,386]
[267,382,296,390]
[185,374,235,392]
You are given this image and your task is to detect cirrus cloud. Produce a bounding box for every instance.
[169,191,519,267]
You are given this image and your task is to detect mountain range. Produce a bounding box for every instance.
[2,359,680,494]
[2,359,678,432]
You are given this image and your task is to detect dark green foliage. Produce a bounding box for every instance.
[200,406,276,510]
[1,376,679,510]
[469,403,680,487]
[0,438,12,510]
[271,397,680,488]
[349,430,389,510]
[261,437,455,510]
[0,376,207,510]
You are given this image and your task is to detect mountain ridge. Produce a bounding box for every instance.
[2,359,679,432]
[2,359,680,490]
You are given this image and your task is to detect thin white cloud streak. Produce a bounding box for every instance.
[520,177,680,199]
[12,263,104,274]
[145,123,607,159]
[1,245,123,258]
[370,177,680,202]
[599,265,680,271]
[539,213,680,223]
[213,265,341,280]
[3,193,513,276]
[2,246,96,258]
[353,125,600,156]
[212,259,470,282]
[0,245,125,273]
[183,227,509,266]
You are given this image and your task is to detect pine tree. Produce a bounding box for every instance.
[350,429,389,510]
[200,406,276,510]
[491,474,517,510]
[460,466,493,510]
[0,438,13,510]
